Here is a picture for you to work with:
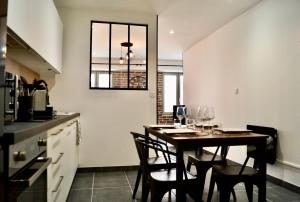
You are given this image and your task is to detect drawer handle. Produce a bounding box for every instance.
[52,153,64,164]
[52,176,64,192]
[68,121,77,126]
[51,129,64,136]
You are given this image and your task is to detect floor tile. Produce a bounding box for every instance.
[125,170,140,186]
[94,171,128,188]
[71,172,94,189]
[92,187,132,202]
[266,186,300,202]
[69,170,300,202]
[67,189,92,202]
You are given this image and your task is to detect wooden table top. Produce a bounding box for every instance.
[144,125,268,148]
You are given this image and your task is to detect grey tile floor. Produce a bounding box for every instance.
[67,169,300,202]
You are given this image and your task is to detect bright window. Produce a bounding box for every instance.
[98,73,109,88]
[163,73,183,113]
[91,71,111,88]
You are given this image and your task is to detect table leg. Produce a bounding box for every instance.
[257,140,267,202]
[176,146,186,202]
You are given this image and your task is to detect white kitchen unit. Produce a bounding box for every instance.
[47,118,79,202]
[7,0,63,73]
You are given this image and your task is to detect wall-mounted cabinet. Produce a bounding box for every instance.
[7,0,63,74]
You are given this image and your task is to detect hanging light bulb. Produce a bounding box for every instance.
[119,57,124,64]
[119,45,124,64]
[129,50,134,58]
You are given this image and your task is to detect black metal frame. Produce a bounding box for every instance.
[89,20,148,90]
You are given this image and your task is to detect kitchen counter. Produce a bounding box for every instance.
[1,113,80,145]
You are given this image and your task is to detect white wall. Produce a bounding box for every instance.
[184,0,300,186]
[50,8,157,167]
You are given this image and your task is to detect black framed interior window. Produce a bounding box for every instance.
[89,21,148,90]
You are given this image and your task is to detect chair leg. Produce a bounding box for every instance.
[132,167,142,199]
[194,171,207,201]
[244,183,253,202]
[207,174,216,202]
[150,182,169,202]
[142,183,150,202]
[142,172,150,202]
[231,188,237,201]
[219,186,232,202]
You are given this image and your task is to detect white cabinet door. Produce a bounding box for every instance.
[7,0,63,73]
[47,119,79,202]
[58,120,78,202]
[47,126,66,202]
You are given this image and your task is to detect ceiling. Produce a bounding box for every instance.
[54,0,261,60]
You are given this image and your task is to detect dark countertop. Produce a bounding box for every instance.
[1,113,80,145]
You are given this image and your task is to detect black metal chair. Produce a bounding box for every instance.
[207,125,278,202]
[186,146,237,201]
[246,125,278,168]
[134,136,202,202]
[131,132,177,200]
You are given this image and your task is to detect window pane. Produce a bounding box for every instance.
[129,26,147,89]
[98,73,110,88]
[180,75,183,105]
[163,75,177,113]
[91,23,109,62]
[91,23,110,88]
[111,24,128,88]
[91,72,96,88]
[129,65,146,88]
[111,65,128,88]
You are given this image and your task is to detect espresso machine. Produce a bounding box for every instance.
[17,78,53,121]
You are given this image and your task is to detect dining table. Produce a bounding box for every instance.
[143,125,268,202]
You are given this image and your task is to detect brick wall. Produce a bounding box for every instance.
[157,72,173,124]
[111,71,146,88]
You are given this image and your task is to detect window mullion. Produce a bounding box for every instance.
[108,23,112,88]
[176,74,180,105]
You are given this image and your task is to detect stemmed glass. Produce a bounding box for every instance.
[176,106,186,128]
[196,106,206,132]
[207,107,215,133]
[185,107,195,129]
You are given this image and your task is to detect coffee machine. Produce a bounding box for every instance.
[32,79,53,120]
[17,78,53,121]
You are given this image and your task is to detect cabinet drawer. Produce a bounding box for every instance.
[47,153,64,188]
[47,152,65,202]
[48,175,64,202]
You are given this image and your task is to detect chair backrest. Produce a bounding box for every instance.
[133,137,190,179]
[131,132,146,162]
[246,125,278,164]
[131,132,173,158]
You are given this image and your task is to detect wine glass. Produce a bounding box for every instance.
[196,106,206,131]
[207,107,215,133]
[176,106,186,128]
[185,106,195,129]
[185,106,193,121]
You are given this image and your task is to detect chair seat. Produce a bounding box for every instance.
[148,156,176,171]
[213,165,258,177]
[150,168,197,182]
[188,150,224,163]
[148,156,176,165]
